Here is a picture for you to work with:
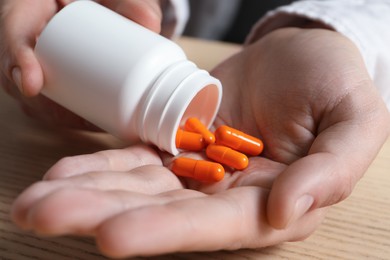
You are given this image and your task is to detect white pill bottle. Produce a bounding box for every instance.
[35,0,222,155]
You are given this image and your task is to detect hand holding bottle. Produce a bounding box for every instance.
[0,0,163,130]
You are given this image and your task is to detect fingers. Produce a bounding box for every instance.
[267,85,390,229]
[14,184,321,259]
[0,0,58,96]
[12,164,184,229]
[98,0,162,33]
[96,187,325,258]
[21,188,204,236]
[44,145,161,179]
[11,154,324,258]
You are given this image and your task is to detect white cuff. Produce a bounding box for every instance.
[246,0,390,110]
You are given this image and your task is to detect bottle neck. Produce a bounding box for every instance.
[139,60,222,155]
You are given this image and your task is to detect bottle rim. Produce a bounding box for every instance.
[139,60,222,155]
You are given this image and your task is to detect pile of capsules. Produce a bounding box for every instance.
[172,117,264,182]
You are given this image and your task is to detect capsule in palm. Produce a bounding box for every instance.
[215,125,263,156]
[184,117,215,144]
[171,157,225,182]
[176,129,206,151]
[206,144,249,170]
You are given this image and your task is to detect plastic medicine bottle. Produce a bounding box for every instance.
[35,0,222,155]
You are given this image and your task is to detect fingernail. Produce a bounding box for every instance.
[287,194,314,227]
[12,67,23,94]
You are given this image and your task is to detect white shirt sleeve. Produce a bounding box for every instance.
[246,0,390,110]
[160,0,189,38]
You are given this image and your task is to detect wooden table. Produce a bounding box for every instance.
[1,37,390,259]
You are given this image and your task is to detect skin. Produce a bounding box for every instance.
[2,0,390,258]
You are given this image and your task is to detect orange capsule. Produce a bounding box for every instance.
[184,117,215,144]
[215,125,263,156]
[176,129,206,151]
[206,144,248,170]
[171,157,225,182]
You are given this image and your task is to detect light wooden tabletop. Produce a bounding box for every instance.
[1,37,389,260]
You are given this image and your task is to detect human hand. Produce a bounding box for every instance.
[0,0,162,129]
[212,27,390,229]
[11,144,325,258]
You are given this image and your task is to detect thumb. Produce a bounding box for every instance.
[267,87,390,229]
[267,153,343,229]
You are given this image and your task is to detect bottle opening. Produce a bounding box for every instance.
[167,83,221,155]
[179,84,220,129]
[140,61,222,155]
